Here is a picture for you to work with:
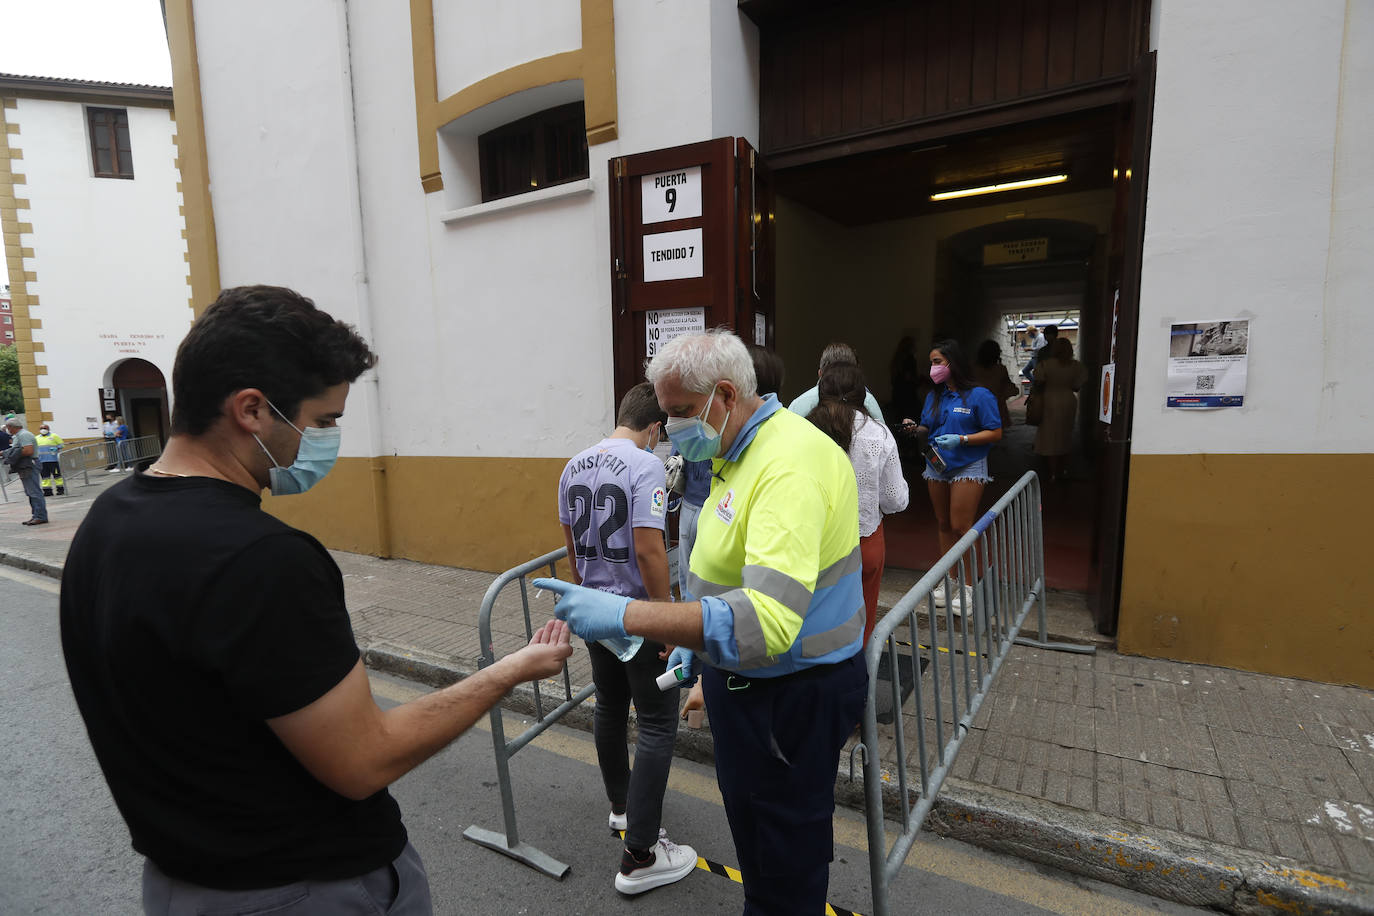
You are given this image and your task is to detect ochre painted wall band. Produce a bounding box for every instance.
[0,99,44,418]
[164,0,220,317]
[1118,453,1374,689]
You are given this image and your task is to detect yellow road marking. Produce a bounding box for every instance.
[369,673,1169,916]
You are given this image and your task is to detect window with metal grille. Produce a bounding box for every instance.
[88,107,134,179]
[478,102,588,203]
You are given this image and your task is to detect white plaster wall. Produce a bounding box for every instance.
[433,0,582,100]
[194,0,376,458]
[613,0,716,152]
[193,0,762,459]
[11,96,188,438]
[1133,0,1371,454]
[710,0,760,147]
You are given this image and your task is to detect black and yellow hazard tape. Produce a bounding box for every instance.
[615,830,865,916]
[895,637,988,659]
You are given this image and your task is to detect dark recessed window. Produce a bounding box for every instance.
[88,107,134,179]
[478,102,588,203]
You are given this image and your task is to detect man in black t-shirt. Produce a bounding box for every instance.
[61,286,572,915]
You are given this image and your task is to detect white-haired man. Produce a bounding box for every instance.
[537,329,866,915]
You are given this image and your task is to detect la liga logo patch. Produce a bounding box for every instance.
[650,487,666,517]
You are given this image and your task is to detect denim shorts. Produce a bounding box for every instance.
[923,455,991,484]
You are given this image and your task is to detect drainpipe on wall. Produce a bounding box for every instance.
[338,0,391,558]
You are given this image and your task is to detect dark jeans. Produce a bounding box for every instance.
[17,467,46,521]
[703,654,867,916]
[142,841,431,915]
[586,638,681,851]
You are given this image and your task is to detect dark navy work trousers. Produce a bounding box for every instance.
[702,653,867,915]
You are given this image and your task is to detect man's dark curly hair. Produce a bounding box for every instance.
[171,286,378,435]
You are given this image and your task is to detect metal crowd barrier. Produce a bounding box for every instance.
[55,436,163,492]
[463,471,1089,910]
[58,442,116,490]
[859,470,1089,916]
[463,545,590,880]
[116,435,162,469]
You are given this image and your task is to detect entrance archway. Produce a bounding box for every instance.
[107,358,170,444]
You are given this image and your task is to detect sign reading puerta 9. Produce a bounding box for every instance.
[640,166,708,357]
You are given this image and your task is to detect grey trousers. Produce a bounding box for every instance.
[18,468,46,521]
[142,841,432,915]
[587,638,681,851]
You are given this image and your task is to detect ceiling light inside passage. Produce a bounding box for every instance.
[930,174,1069,202]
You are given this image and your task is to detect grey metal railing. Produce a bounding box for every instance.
[860,470,1087,916]
[0,462,15,502]
[56,436,163,491]
[462,546,590,880]
[116,435,162,468]
[58,442,115,490]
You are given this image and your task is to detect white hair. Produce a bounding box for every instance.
[646,328,757,397]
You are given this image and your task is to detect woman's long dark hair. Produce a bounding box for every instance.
[926,338,979,417]
[807,363,869,453]
[931,338,977,393]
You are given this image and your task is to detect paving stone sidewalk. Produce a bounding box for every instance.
[9,474,1374,913]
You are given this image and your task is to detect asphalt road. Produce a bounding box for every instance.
[0,565,1205,915]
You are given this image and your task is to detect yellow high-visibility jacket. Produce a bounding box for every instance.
[688,397,864,677]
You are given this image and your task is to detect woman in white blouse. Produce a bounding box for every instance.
[807,364,909,642]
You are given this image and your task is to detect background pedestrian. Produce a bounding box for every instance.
[807,363,909,641]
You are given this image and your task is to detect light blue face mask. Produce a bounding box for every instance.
[254,399,341,495]
[664,383,730,462]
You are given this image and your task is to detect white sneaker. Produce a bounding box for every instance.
[930,580,948,608]
[614,830,697,895]
[948,584,975,618]
[609,810,627,832]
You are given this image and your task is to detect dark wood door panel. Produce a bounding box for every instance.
[760,0,1149,156]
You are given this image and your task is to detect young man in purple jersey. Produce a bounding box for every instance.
[557,382,697,895]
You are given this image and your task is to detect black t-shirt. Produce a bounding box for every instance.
[60,471,406,889]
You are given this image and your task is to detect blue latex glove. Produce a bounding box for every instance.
[531,578,629,642]
[933,434,962,449]
[665,646,698,688]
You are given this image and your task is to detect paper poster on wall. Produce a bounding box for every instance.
[645,307,706,358]
[641,166,702,224]
[1099,363,1115,423]
[1166,320,1249,408]
[104,399,117,411]
[642,228,704,283]
[754,313,766,346]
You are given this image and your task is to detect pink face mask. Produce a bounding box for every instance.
[929,364,951,384]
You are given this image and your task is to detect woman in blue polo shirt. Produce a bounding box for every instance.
[901,339,1002,614]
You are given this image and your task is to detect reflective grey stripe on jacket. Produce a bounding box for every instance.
[687,543,864,668]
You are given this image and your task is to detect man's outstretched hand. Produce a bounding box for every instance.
[531,578,629,642]
[506,619,573,680]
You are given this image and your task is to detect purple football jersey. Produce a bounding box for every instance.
[557,438,667,598]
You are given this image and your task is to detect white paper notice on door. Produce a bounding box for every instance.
[643,229,704,283]
[645,307,706,358]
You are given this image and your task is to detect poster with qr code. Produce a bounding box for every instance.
[1166,320,1249,408]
